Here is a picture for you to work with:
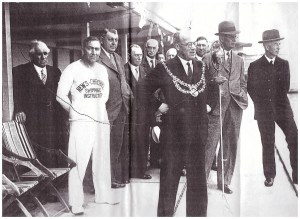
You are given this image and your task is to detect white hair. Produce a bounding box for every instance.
[29,40,50,56]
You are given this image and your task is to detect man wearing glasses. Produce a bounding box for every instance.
[138,28,208,216]
[203,21,248,194]
[142,39,159,74]
[124,44,152,180]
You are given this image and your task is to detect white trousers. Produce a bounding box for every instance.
[68,121,120,207]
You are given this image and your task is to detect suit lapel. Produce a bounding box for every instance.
[29,63,44,85]
[112,53,122,73]
[192,60,202,82]
[260,56,271,73]
[170,56,189,82]
[45,66,53,86]
[139,66,146,80]
[100,48,118,72]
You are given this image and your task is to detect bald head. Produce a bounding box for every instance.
[146,39,159,58]
[173,29,196,61]
[166,48,177,60]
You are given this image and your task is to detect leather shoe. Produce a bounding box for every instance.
[142,174,152,179]
[111,182,125,188]
[132,174,152,179]
[264,178,274,187]
[218,184,233,194]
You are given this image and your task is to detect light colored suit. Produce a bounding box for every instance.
[203,51,248,186]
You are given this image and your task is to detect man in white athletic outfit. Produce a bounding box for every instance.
[57,36,120,215]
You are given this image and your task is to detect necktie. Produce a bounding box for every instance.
[41,69,47,84]
[270,60,273,65]
[187,62,193,79]
[135,67,139,82]
[110,53,117,69]
[150,60,154,68]
[226,52,231,64]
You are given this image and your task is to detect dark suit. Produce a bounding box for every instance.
[124,63,150,177]
[141,56,157,75]
[138,56,208,216]
[12,62,67,167]
[141,56,162,167]
[203,51,248,186]
[247,55,298,183]
[99,48,132,183]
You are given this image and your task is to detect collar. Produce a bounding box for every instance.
[128,62,138,72]
[224,49,232,55]
[178,55,193,67]
[196,54,203,61]
[33,63,46,74]
[264,55,276,64]
[102,47,111,59]
[146,55,155,63]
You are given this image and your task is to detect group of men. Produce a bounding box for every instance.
[11,20,297,216]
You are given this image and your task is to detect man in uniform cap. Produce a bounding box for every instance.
[247,29,298,187]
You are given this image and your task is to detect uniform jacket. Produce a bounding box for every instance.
[203,51,248,115]
[99,48,132,122]
[247,55,294,121]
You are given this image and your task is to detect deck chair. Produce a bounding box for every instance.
[2,156,50,217]
[2,120,76,216]
[3,173,37,217]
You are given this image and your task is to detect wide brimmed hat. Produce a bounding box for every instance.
[258,29,284,43]
[215,21,240,35]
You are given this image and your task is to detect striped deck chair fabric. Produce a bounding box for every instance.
[2,121,71,179]
[2,120,75,216]
[2,121,36,159]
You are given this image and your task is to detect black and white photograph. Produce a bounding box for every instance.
[2,1,298,217]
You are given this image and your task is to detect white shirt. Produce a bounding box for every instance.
[33,64,47,80]
[146,56,156,68]
[224,50,231,61]
[196,55,203,61]
[57,60,109,122]
[265,55,276,64]
[178,56,193,76]
[128,62,140,81]
[101,47,111,59]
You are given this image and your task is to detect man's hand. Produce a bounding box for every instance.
[213,75,228,84]
[206,105,211,113]
[158,103,169,114]
[15,112,26,123]
[155,111,163,123]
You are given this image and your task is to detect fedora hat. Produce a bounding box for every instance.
[258,29,284,43]
[215,21,240,35]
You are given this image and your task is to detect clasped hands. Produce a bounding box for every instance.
[212,75,227,84]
